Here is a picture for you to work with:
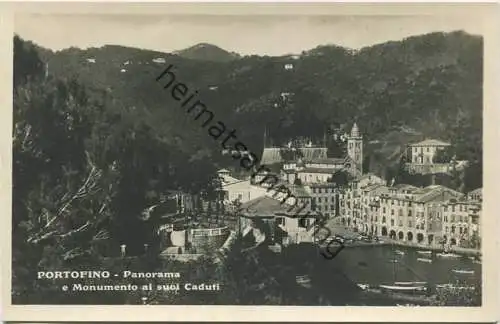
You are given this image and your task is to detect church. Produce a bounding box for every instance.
[261,123,364,185]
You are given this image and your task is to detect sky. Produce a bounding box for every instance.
[15,14,484,56]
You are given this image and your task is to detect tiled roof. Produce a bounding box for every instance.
[413,185,463,203]
[299,167,339,174]
[409,139,451,147]
[306,157,345,165]
[240,196,315,218]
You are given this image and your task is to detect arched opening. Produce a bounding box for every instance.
[450,238,457,246]
[347,218,351,226]
[407,232,413,241]
[382,216,386,224]
[341,217,346,225]
[381,227,388,236]
[427,234,434,245]
[389,230,396,239]
[398,231,404,240]
[417,233,424,243]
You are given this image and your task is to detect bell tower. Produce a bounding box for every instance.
[347,122,363,173]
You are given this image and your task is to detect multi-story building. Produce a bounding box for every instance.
[339,173,386,229]
[441,189,482,248]
[343,182,470,248]
[405,139,452,174]
[306,182,339,218]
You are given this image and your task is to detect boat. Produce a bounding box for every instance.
[387,259,399,263]
[417,258,432,263]
[436,284,476,291]
[473,260,482,264]
[379,284,427,293]
[417,250,432,255]
[357,283,370,290]
[436,252,460,259]
[452,269,475,275]
[395,250,405,255]
[394,281,427,286]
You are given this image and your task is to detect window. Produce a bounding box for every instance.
[398,220,403,227]
[426,147,429,152]
[451,215,455,222]
[398,209,403,216]
[451,225,456,234]
[382,216,386,224]
[383,207,386,213]
[391,200,394,205]
[331,197,335,202]
[391,209,394,215]
[429,224,432,230]
[444,206,448,212]
[408,221,412,227]
[331,205,335,211]
[276,217,285,225]
[452,205,455,212]
[444,215,448,222]
[391,219,395,226]
[408,201,412,207]
[299,218,310,228]
[318,197,322,203]
[238,194,243,200]
[408,210,412,217]
[445,226,449,233]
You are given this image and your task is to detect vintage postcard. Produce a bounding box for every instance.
[1,2,499,322]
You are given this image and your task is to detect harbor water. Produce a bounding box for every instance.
[326,245,481,286]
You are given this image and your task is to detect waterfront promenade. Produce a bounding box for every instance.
[325,218,480,257]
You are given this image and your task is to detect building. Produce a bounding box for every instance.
[347,123,363,172]
[218,169,267,205]
[441,190,482,248]
[239,196,319,246]
[405,139,451,174]
[307,182,339,218]
[276,123,363,185]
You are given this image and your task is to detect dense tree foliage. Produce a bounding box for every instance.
[12,35,220,303]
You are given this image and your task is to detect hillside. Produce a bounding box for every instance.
[173,43,240,62]
[27,30,482,177]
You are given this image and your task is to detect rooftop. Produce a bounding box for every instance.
[413,185,463,203]
[409,139,451,147]
[306,157,345,165]
[240,196,316,218]
[298,167,340,174]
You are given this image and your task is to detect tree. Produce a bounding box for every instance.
[433,146,454,163]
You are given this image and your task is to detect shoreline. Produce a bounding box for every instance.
[340,240,481,257]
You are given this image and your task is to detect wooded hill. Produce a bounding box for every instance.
[34,31,482,174]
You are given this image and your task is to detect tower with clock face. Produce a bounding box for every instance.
[347,122,363,174]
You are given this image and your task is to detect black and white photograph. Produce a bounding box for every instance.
[2,2,499,322]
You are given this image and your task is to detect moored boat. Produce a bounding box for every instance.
[417,250,432,255]
[436,252,460,259]
[435,284,476,290]
[379,284,427,293]
[394,281,427,286]
[417,258,432,263]
[452,269,475,275]
[394,250,405,255]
